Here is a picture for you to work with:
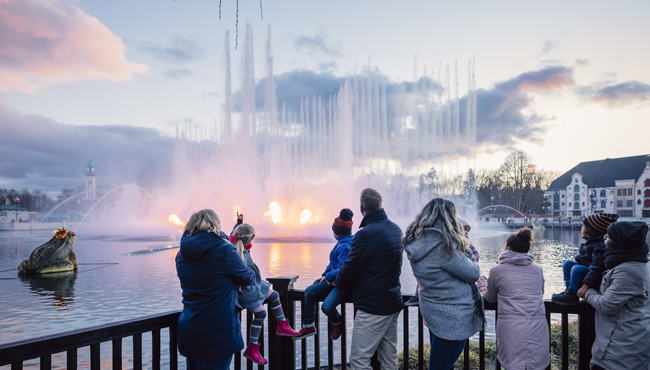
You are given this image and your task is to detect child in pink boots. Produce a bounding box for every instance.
[231,222,300,365]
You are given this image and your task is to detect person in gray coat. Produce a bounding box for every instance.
[581,221,650,370]
[404,198,484,370]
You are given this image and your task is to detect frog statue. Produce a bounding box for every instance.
[18,227,78,274]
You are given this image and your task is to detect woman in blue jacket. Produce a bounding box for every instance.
[176,209,256,370]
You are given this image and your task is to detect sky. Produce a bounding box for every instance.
[1,0,650,192]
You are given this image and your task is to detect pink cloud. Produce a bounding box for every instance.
[0,0,147,93]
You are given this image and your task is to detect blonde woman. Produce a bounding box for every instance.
[403,198,484,370]
[230,223,300,365]
[176,209,255,370]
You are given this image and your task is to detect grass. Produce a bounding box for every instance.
[397,321,578,370]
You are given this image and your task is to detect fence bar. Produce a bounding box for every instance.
[67,349,77,370]
[417,308,424,370]
[170,323,178,370]
[578,304,595,370]
[267,276,298,370]
[112,338,122,370]
[39,355,51,370]
[11,363,22,370]
[562,313,569,370]
[327,320,334,370]
[495,310,501,370]
[341,302,347,369]
[247,310,253,370]
[300,303,307,370]
[90,343,100,370]
[258,314,265,370]
[402,307,409,370]
[479,330,485,370]
[314,302,321,370]
[463,340,469,370]
[545,311,551,370]
[133,333,142,370]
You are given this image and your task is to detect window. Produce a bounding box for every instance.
[575,179,578,183]
[600,189,606,198]
[562,203,565,206]
[601,200,606,208]
[638,199,642,205]
[592,200,596,207]
[583,202,585,206]
[645,189,650,197]
[617,189,622,196]
[562,194,565,198]
[617,200,623,207]
[645,199,650,207]
[627,200,633,207]
[574,202,580,210]
[645,179,650,187]
[638,189,642,195]
[574,185,580,192]
[628,188,633,196]
[574,194,580,201]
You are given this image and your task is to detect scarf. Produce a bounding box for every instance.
[604,242,649,270]
[230,234,253,250]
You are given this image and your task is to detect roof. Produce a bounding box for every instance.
[0,205,27,211]
[548,154,650,191]
[87,159,94,168]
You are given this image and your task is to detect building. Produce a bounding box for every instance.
[0,205,33,223]
[547,154,650,219]
[84,159,96,201]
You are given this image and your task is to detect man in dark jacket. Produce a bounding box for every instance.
[336,188,403,370]
[176,209,256,370]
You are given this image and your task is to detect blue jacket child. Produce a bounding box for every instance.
[294,208,355,341]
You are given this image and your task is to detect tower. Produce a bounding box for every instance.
[84,159,96,200]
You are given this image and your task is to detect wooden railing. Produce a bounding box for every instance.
[0,276,596,370]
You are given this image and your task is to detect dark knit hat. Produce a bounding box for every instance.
[607,221,649,250]
[583,213,619,235]
[332,208,354,236]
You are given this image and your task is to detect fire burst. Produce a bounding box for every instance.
[265,202,284,224]
[300,209,312,224]
[168,214,185,226]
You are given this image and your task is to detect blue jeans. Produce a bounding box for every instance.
[303,280,349,325]
[428,331,466,370]
[563,260,589,293]
[186,356,231,370]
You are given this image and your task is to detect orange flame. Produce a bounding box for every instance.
[168,214,185,226]
[265,202,284,224]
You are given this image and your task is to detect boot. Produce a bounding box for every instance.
[552,288,579,305]
[292,325,317,340]
[276,319,300,337]
[404,296,419,306]
[330,322,342,340]
[243,342,267,365]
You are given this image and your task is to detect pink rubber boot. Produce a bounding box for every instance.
[243,342,267,365]
[276,319,300,337]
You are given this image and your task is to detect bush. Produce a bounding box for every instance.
[550,320,578,370]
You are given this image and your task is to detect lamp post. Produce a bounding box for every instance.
[14,197,19,222]
[590,190,595,216]
[490,196,495,222]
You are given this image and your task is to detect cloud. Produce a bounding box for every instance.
[139,36,205,64]
[249,66,574,150]
[0,0,148,93]
[474,66,575,148]
[294,34,341,57]
[0,97,174,191]
[575,58,590,66]
[164,68,193,79]
[578,81,650,107]
[538,39,559,57]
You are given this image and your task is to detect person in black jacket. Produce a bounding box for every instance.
[336,188,403,370]
[552,213,618,305]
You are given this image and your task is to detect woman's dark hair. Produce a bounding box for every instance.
[506,227,533,253]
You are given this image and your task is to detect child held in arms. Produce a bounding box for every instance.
[582,221,650,370]
[404,215,479,306]
[230,222,300,365]
[552,213,618,305]
[294,209,354,340]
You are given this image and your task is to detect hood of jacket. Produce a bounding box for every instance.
[180,231,224,262]
[406,227,469,263]
[498,249,534,266]
[337,234,353,245]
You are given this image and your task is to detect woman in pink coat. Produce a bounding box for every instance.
[478,227,550,370]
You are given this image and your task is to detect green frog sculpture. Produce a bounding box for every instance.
[18,227,78,274]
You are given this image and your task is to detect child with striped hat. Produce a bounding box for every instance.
[552,213,619,305]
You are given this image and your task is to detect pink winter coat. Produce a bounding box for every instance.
[482,250,550,370]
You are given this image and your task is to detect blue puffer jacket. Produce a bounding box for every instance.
[322,235,353,282]
[575,235,607,289]
[336,209,404,315]
[176,231,255,361]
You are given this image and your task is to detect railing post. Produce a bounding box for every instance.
[577,303,596,370]
[267,276,299,370]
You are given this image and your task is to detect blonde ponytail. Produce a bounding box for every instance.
[232,223,255,261]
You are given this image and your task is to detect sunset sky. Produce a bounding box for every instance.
[1,0,649,191]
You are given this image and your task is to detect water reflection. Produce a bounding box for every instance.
[268,243,282,276]
[20,271,76,310]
